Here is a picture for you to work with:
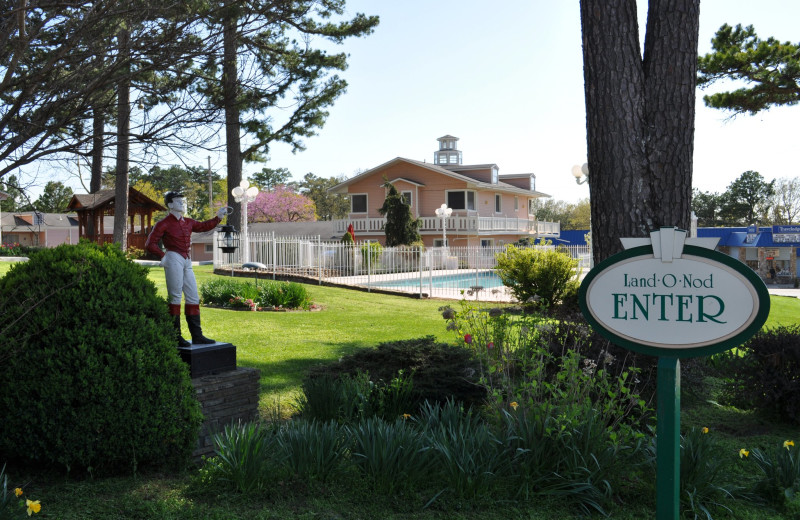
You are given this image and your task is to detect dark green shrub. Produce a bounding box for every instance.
[305,336,486,411]
[0,242,202,474]
[494,244,580,308]
[718,325,800,425]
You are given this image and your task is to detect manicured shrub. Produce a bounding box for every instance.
[0,242,202,474]
[494,244,580,308]
[718,325,800,425]
[304,336,486,411]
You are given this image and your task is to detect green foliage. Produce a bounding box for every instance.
[502,404,627,515]
[494,244,580,308]
[426,412,508,500]
[204,422,285,494]
[298,370,415,423]
[32,181,73,213]
[746,440,800,510]
[248,167,292,192]
[378,182,421,246]
[717,325,800,425]
[0,242,201,474]
[199,277,311,310]
[298,173,350,221]
[347,417,433,493]
[698,23,800,116]
[340,230,354,244]
[441,301,654,444]
[305,336,485,412]
[360,241,382,267]
[529,197,591,230]
[720,170,775,226]
[276,420,349,483]
[646,428,741,519]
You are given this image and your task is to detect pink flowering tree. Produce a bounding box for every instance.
[247,184,316,222]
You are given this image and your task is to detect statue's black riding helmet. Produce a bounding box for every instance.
[164,191,185,206]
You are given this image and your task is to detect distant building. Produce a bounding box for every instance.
[327,135,560,247]
[1,211,80,247]
[558,226,800,282]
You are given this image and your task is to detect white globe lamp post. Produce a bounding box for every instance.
[570,163,592,268]
[435,203,452,250]
[231,180,259,263]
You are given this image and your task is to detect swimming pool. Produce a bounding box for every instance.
[369,271,505,290]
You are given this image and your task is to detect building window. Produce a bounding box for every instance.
[491,167,498,184]
[33,212,44,225]
[205,244,213,253]
[480,239,494,248]
[446,190,476,211]
[528,199,536,216]
[434,238,447,247]
[401,190,412,206]
[530,175,536,191]
[351,193,367,213]
[495,194,501,213]
[514,196,519,211]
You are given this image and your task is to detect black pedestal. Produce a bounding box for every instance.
[177,342,236,378]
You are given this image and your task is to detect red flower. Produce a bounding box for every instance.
[487,341,494,350]
[464,334,473,344]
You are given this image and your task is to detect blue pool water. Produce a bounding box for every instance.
[371,271,505,290]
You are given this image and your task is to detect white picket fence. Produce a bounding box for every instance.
[213,231,590,301]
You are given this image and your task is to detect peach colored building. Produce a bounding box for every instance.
[329,135,559,247]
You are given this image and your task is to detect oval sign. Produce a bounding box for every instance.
[579,244,770,357]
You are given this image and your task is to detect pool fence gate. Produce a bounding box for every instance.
[213,231,590,301]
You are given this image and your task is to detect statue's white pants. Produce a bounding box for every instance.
[162,251,199,305]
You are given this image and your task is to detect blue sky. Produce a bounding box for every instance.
[15,1,800,205]
[259,0,800,203]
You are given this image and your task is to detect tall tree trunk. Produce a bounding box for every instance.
[579,0,699,263]
[223,11,243,230]
[90,107,104,194]
[113,27,130,249]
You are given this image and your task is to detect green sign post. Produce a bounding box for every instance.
[578,228,770,519]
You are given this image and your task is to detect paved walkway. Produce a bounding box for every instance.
[767,285,800,298]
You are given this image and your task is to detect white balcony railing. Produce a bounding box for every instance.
[333,216,560,237]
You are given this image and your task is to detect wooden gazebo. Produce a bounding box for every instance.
[67,187,166,250]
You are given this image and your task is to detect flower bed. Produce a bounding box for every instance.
[200,278,314,311]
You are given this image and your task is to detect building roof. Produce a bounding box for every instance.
[1,212,79,230]
[329,157,551,198]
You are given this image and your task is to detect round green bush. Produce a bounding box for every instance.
[0,242,202,474]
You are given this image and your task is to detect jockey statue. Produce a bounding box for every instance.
[146,191,227,347]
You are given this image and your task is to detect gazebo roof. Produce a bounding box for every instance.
[67,187,165,213]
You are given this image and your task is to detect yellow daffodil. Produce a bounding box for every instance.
[701,427,709,434]
[26,499,41,515]
[784,440,795,449]
[402,413,411,420]
[739,448,750,458]
[14,487,23,497]
[510,401,519,411]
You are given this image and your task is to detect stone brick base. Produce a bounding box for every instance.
[191,366,261,460]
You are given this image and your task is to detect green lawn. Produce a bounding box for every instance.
[2,260,800,519]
